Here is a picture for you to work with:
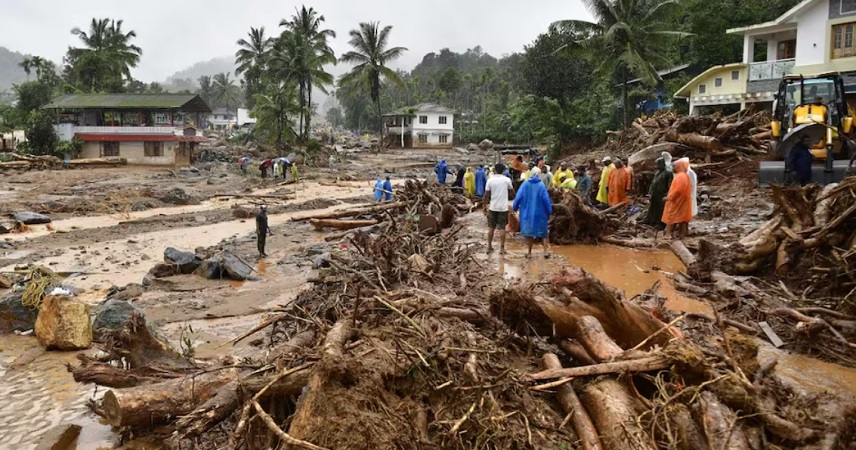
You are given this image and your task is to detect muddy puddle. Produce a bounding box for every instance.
[757,340,856,398]
[499,243,712,315]
[0,335,114,450]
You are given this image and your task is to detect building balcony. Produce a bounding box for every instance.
[748,59,795,81]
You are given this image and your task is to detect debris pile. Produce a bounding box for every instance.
[548,189,618,244]
[0,153,127,171]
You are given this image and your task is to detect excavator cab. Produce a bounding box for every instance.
[760,73,854,186]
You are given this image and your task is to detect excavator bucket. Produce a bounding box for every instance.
[758,123,848,186]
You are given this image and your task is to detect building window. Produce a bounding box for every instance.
[731,70,739,80]
[439,134,448,144]
[417,134,428,144]
[699,84,706,94]
[155,113,171,125]
[714,78,723,87]
[438,116,447,125]
[419,115,428,124]
[103,142,119,157]
[777,39,796,59]
[833,22,856,58]
[144,141,163,157]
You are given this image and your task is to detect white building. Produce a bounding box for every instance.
[237,108,257,128]
[382,103,455,148]
[206,108,236,131]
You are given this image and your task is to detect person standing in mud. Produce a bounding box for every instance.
[596,157,614,206]
[644,158,672,229]
[256,205,272,257]
[575,166,593,206]
[662,158,693,239]
[484,163,514,254]
[259,158,271,179]
[513,166,553,258]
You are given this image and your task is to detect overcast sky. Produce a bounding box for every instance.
[0,0,590,82]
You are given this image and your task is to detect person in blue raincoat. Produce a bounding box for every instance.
[435,159,453,184]
[475,165,487,198]
[513,166,553,258]
[373,177,384,202]
[382,176,393,201]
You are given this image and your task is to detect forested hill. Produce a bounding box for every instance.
[0,46,29,91]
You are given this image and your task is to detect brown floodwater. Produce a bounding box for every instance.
[757,340,856,397]
[499,243,712,315]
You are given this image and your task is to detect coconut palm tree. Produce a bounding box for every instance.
[19,57,33,80]
[197,75,215,106]
[68,18,142,92]
[339,22,407,132]
[252,82,302,151]
[552,0,688,126]
[279,6,336,141]
[212,72,241,110]
[235,27,273,108]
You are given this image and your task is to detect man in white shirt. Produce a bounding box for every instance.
[484,163,514,254]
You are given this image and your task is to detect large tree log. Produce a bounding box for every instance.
[697,391,751,450]
[542,354,603,450]
[105,313,193,370]
[309,218,380,230]
[101,369,239,428]
[577,316,624,361]
[581,379,657,450]
[670,240,697,269]
[292,202,406,222]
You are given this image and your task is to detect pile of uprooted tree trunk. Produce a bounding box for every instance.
[292,179,477,236]
[67,198,855,450]
[548,189,619,244]
[0,152,127,171]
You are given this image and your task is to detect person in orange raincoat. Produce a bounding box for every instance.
[606,159,632,207]
[662,158,693,239]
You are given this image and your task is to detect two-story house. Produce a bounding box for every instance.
[45,93,211,166]
[382,103,455,148]
[206,108,237,131]
[675,0,856,115]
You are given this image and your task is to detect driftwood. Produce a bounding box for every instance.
[670,240,697,269]
[582,379,657,450]
[529,355,670,381]
[542,354,602,450]
[309,218,380,230]
[292,201,406,222]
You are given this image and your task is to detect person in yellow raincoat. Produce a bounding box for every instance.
[291,163,299,182]
[595,156,614,205]
[464,167,476,196]
[552,165,567,186]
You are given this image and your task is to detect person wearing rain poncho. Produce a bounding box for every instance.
[643,158,673,230]
[475,165,487,197]
[383,176,393,201]
[595,156,614,205]
[541,165,554,189]
[373,177,384,202]
[464,168,476,196]
[662,158,693,239]
[552,165,567,186]
[434,159,453,184]
[513,166,553,258]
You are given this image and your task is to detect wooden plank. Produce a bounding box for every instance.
[758,321,784,348]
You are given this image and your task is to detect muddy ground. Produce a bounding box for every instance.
[1,146,855,449]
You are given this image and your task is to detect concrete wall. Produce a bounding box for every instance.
[688,66,748,97]
[796,0,830,67]
[80,141,177,165]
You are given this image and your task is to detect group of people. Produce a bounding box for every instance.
[373,176,394,202]
[640,152,698,239]
[239,156,298,181]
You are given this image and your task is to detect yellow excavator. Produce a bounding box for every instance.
[761,73,855,186]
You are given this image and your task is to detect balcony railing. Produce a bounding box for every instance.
[748,58,795,81]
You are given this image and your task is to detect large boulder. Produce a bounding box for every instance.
[478,139,494,150]
[12,211,52,224]
[148,263,180,279]
[92,299,164,342]
[159,188,197,205]
[0,293,39,333]
[164,247,202,274]
[34,296,92,350]
[195,253,254,281]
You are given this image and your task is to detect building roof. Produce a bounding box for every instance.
[621,64,692,87]
[75,133,206,142]
[726,0,820,35]
[383,103,456,116]
[673,63,746,98]
[44,94,212,112]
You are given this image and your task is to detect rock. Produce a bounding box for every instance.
[0,274,12,289]
[12,211,52,225]
[159,188,197,205]
[34,423,81,450]
[195,216,208,223]
[35,296,92,350]
[478,139,494,150]
[195,253,254,281]
[92,299,164,342]
[163,247,202,274]
[232,207,254,219]
[147,263,179,279]
[0,293,38,333]
[0,224,10,234]
[141,254,151,261]
[206,177,226,185]
[467,143,479,151]
[109,283,145,301]
[312,252,331,269]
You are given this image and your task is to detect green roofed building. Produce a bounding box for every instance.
[43,93,212,166]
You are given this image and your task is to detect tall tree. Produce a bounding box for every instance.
[235,27,273,108]
[252,82,301,151]
[339,22,407,131]
[19,57,33,81]
[279,6,336,141]
[212,72,241,110]
[67,18,142,92]
[197,75,215,106]
[553,0,689,127]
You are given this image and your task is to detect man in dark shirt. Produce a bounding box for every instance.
[787,134,814,186]
[256,205,271,257]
